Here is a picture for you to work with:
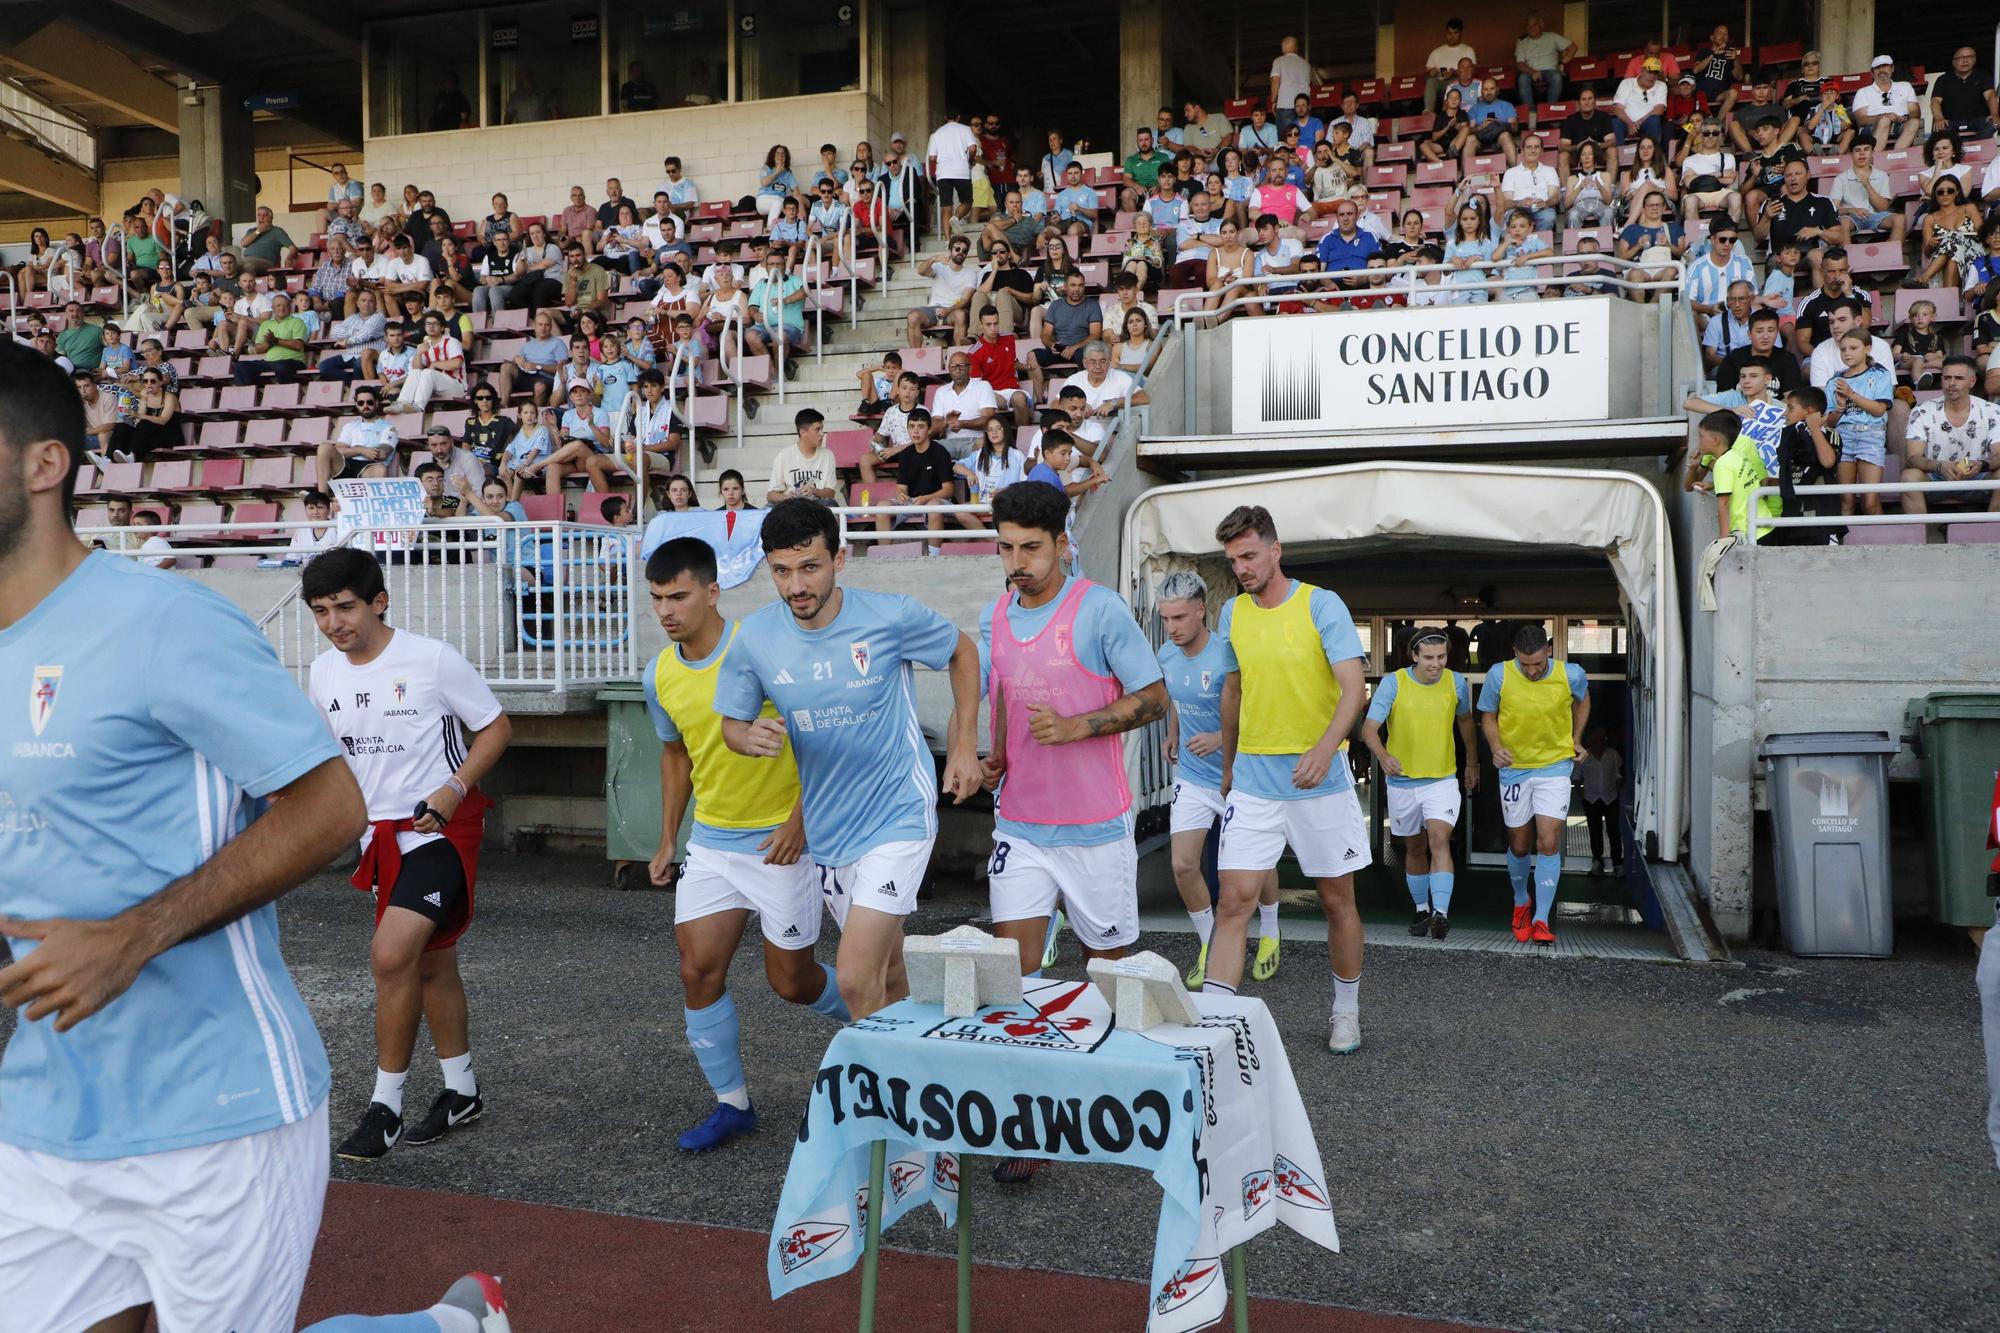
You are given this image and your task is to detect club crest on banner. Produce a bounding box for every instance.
[932,1153,960,1195]
[1274,1153,1331,1211]
[776,1220,850,1274]
[888,1159,927,1203]
[1153,1256,1222,1321]
[923,980,1111,1053]
[1241,1168,1273,1220]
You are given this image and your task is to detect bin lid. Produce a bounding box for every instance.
[596,682,649,702]
[1912,692,2000,724]
[1757,730,1902,759]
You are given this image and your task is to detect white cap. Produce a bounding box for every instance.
[890,130,908,142]
[1870,54,1893,69]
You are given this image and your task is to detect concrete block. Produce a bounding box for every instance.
[905,926,1022,1018]
[1086,953,1201,1031]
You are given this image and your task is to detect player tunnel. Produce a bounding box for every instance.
[1119,461,1688,886]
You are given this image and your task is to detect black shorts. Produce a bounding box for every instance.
[937,178,971,207]
[384,837,469,935]
[334,454,378,481]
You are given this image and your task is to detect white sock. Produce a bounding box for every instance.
[1330,973,1360,1017]
[1201,979,1236,996]
[1188,907,1214,945]
[427,1306,481,1333]
[717,1086,752,1110]
[372,1067,408,1116]
[1258,902,1278,939]
[439,1052,477,1098]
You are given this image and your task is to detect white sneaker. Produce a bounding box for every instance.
[112,450,136,464]
[87,450,113,469]
[1327,1012,1361,1055]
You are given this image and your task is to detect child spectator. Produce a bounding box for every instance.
[1562,236,1615,297]
[500,405,557,499]
[1442,202,1496,304]
[1893,301,1947,387]
[1709,412,1776,540]
[770,197,809,268]
[1757,239,1803,315]
[1802,84,1854,150]
[1825,330,1893,515]
[1496,209,1550,301]
[856,349,902,416]
[1769,387,1843,545]
[1684,408,1745,497]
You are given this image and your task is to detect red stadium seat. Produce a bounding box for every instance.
[825,428,874,468]
[573,491,622,525]
[517,493,566,521]
[1222,98,1262,122]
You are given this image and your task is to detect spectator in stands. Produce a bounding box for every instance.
[381,233,435,308]
[238,206,296,276]
[55,301,99,373]
[326,196,368,250]
[508,221,563,314]
[695,263,749,381]
[1684,218,1754,325]
[1679,120,1742,225]
[396,309,468,411]
[927,113,978,229]
[1913,178,1984,290]
[1311,125,1366,212]
[1419,86,1472,168]
[472,231,520,317]
[979,193,1037,268]
[1892,300,1947,388]
[766,408,841,503]
[1791,248,1856,353]
[1800,80,1854,151]
[1763,159,1845,283]
[1123,212,1167,287]
[1611,58,1669,147]
[875,408,955,554]
[460,383,519,477]
[1269,35,1313,130]
[1806,297,1896,396]
[318,290,385,382]
[1443,202,1497,303]
[541,381,616,493]
[906,235,978,347]
[117,215,161,295]
[1932,46,1999,143]
[598,201,647,275]
[105,363,179,463]
[1052,161,1101,238]
[1902,356,2000,514]
[564,242,614,321]
[76,217,115,291]
[1316,199,1381,281]
[497,309,569,407]
[1122,128,1175,215]
[1686,25,1743,121]
[864,372,923,483]
[314,385,398,488]
[1239,105,1279,155]
[1466,77,1520,169]
[232,292,308,386]
[647,260,700,326]
[1252,156,1311,231]
[359,182,396,231]
[930,351,1000,460]
[1499,135,1559,232]
[1097,271,1157,346]
[1727,75,1793,154]
[1916,132,1973,205]
[1113,305,1155,382]
[1828,141,1907,252]
[1514,12,1574,107]
[1964,218,2000,309]
[1203,218,1257,316]
[430,283,475,345]
[1701,280,1757,370]
[1495,209,1551,300]
[1742,116,1805,239]
[808,180,855,267]
[1850,55,1919,151]
[559,186,599,256]
[970,306,1033,425]
[74,369,118,462]
[955,417,1026,517]
[1825,329,1895,515]
[499,405,555,497]
[642,191,694,270]
[1423,19,1476,114]
[429,236,476,308]
[1617,190,1685,297]
[1064,340,1146,430]
[1562,141,1615,230]
[1623,131,1677,215]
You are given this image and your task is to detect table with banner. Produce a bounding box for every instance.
[768,978,1338,1333]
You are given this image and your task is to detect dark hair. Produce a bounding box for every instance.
[1214,504,1276,546]
[637,368,665,390]
[760,495,840,556]
[906,406,932,425]
[794,407,824,431]
[1698,409,1742,440]
[414,461,443,479]
[1513,623,1551,654]
[0,341,86,510]
[991,478,1070,538]
[1040,428,1076,452]
[302,546,386,605]
[303,489,332,507]
[1830,295,1866,319]
[1786,385,1828,413]
[1942,353,1981,377]
[1741,355,1776,374]
[1056,385,1086,401]
[600,495,628,524]
[717,467,749,492]
[646,534,718,585]
[1746,308,1781,328]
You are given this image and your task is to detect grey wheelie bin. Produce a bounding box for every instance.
[1758,731,1900,957]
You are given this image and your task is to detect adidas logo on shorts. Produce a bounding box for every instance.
[1343,848,1360,862]
[782,925,802,938]
[424,891,443,906]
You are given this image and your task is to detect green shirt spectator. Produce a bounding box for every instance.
[241,223,295,268]
[124,232,164,271]
[1711,434,1777,540]
[1123,141,1174,190]
[254,314,310,363]
[56,312,102,371]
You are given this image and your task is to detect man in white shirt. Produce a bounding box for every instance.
[1901,355,2000,514]
[132,512,178,569]
[286,491,338,560]
[1677,119,1743,226]
[926,111,979,226]
[904,235,979,346]
[1423,18,1477,113]
[654,156,700,219]
[766,408,842,502]
[1251,215,1305,294]
[1330,91,1376,168]
[1062,342,1148,447]
[382,235,434,306]
[1852,55,1920,150]
[1611,59,1669,147]
[1828,141,1906,244]
[1498,135,1560,231]
[315,384,401,490]
[1269,36,1314,129]
[929,352,999,460]
[1575,729,1623,875]
[640,194,692,263]
[1806,297,1895,389]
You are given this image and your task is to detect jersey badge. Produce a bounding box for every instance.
[848,640,871,676]
[30,666,62,736]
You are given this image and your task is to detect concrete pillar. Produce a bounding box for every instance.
[1376,24,1396,80]
[178,85,257,231]
[1563,3,1589,58]
[1119,0,1169,159]
[883,4,944,157]
[1815,0,1877,78]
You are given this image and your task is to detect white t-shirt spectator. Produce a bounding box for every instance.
[1611,78,1667,124]
[1907,397,2000,471]
[386,255,433,283]
[766,442,840,496]
[1851,80,1918,121]
[287,523,337,554]
[927,120,979,181]
[338,417,401,473]
[642,213,686,251]
[1807,333,1893,388]
[1829,166,1889,216]
[931,378,999,442]
[925,260,980,310]
[420,447,485,493]
[1981,157,2000,201]
[139,533,177,570]
[1426,41,1476,73]
[1680,152,1736,188]
[1271,51,1314,109]
[1501,162,1559,205]
[1064,368,1137,415]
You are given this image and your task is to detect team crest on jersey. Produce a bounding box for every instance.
[29,666,61,736]
[1153,1256,1222,1321]
[1273,1154,1331,1211]
[922,979,1111,1053]
[1242,1168,1273,1220]
[392,677,408,703]
[1200,670,1212,691]
[775,1220,849,1274]
[848,640,871,675]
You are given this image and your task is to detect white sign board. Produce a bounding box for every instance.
[1230,298,1612,435]
[332,476,425,551]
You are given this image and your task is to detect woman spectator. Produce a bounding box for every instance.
[953,417,1025,520]
[1916,131,1971,203]
[648,260,701,323]
[509,220,564,314]
[559,186,600,256]
[108,366,180,462]
[479,192,520,256]
[428,234,475,306]
[1420,88,1471,165]
[122,337,177,395]
[1380,209,1431,264]
[473,231,521,317]
[697,265,750,375]
[395,309,468,411]
[1564,141,1616,230]
[1032,229,1079,305]
[662,473,699,513]
[572,308,607,362]
[1622,135,1678,216]
[12,227,56,297]
[1617,189,1687,297]
[1217,148,1255,229]
[359,182,397,230]
[123,260,180,333]
[1112,306,1155,381]
[1122,213,1165,289]
[1204,218,1255,318]
[714,469,757,512]
[598,201,647,275]
[1442,202,1497,303]
[1914,177,1983,289]
[755,145,799,226]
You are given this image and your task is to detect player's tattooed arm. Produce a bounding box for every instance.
[1027,680,1167,744]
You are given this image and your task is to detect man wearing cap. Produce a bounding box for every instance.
[1611,58,1670,146]
[420,425,487,494]
[1853,56,1920,150]
[882,131,923,223]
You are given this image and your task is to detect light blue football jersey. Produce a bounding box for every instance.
[1157,631,1232,791]
[716,587,959,868]
[0,553,340,1159]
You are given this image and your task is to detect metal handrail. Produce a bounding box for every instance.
[47,249,79,305]
[711,296,747,453]
[839,206,859,326]
[800,233,826,366]
[1747,479,2000,527]
[889,160,919,258]
[754,262,791,402]
[0,270,16,334]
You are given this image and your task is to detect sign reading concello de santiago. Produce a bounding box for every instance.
[1230,297,1611,434]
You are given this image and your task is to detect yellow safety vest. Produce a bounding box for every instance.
[1496,658,1576,772]
[1384,667,1461,780]
[652,623,800,831]
[1230,582,1341,755]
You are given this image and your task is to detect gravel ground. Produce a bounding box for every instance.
[10,854,1996,1332]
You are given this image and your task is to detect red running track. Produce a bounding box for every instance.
[300,1181,1503,1332]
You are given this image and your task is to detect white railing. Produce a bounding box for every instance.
[755,267,791,404]
[801,233,826,367]
[115,232,131,321]
[1746,480,2000,534]
[833,503,993,545]
[712,297,747,453]
[837,206,859,326]
[47,250,79,305]
[888,160,920,259]
[0,270,16,334]
[79,518,642,692]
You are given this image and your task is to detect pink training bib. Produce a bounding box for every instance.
[988,579,1130,825]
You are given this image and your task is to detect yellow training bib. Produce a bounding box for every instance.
[1496,658,1577,772]
[652,623,801,830]
[1231,583,1341,755]
[1385,668,1461,780]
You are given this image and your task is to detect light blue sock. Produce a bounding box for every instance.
[1505,850,1531,907]
[1431,871,1455,917]
[808,961,851,1023]
[684,993,746,1101]
[1533,853,1562,923]
[1405,871,1432,911]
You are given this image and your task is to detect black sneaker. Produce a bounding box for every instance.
[335,1102,403,1161]
[741,396,759,420]
[1407,909,1432,937]
[1430,911,1450,940]
[405,1089,483,1146]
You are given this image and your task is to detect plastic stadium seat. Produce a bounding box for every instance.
[1388,115,1431,142]
[1222,98,1262,122]
[1415,161,1459,188]
[74,466,101,497]
[239,456,295,491]
[261,382,302,413]
[825,428,874,468]
[1846,242,1903,275]
[196,421,240,452]
[573,491,622,525]
[1383,75,1423,105]
[866,540,921,560]
[1844,524,1926,545]
[1376,141,1414,164]
[227,502,280,538]
[178,387,217,416]
[943,541,997,556]
[1365,164,1408,191]
[1947,524,2000,543]
[241,416,288,449]
[99,462,144,494]
[149,459,196,492]
[197,458,245,492]
[1757,42,1803,68]
[517,493,566,521]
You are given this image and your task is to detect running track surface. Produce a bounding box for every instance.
[300,1182,1507,1332]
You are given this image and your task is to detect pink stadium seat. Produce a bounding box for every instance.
[195,421,239,453]
[227,502,280,538]
[149,459,196,492]
[74,465,101,497]
[196,357,232,382]
[216,385,257,416]
[825,429,873,469]
[1414,161,1458,188]
[943,541,998,557]
[261,382,302,413]
[685,396,729,431]
[239,456,294,491]
[1844,523,1927,545]
[517,493,566,521]
[99,462,144,494]
[178,386,217,416]
[1945,522,2000,543]
[1847,241,1903,274]
[1365,164,1408,191]
[1383,75,1423,105]
[866,540,921,560]
[241,416,288,449]
[1222,98,1262,122]
[573,491,622,525]
[197,458,245,492]
[1375,141,1414,164]
[174,502,225,531]
[1388,115,1431,142]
